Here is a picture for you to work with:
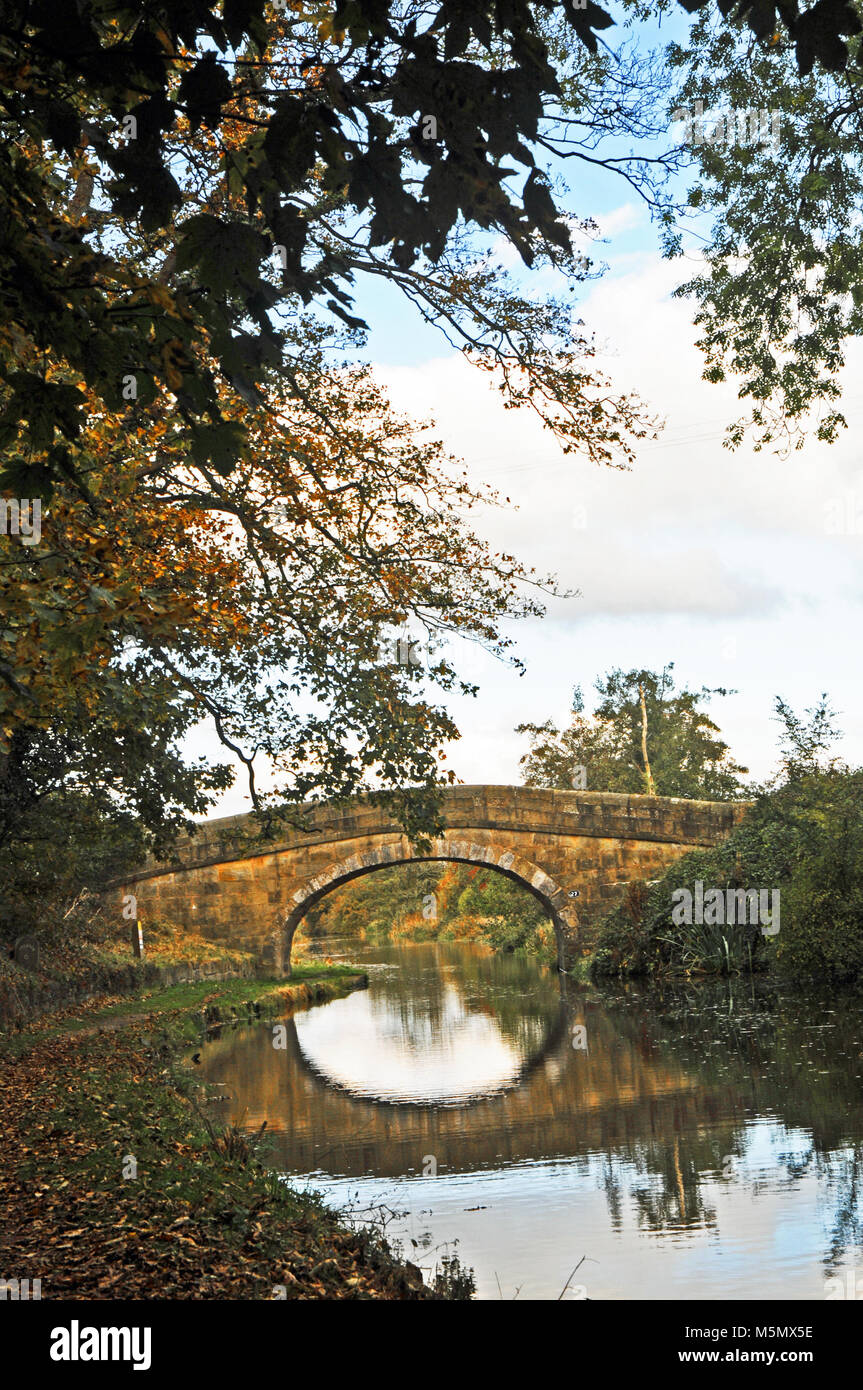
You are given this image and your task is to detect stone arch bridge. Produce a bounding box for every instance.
[113,787,747,972]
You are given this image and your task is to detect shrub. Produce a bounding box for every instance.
[592,768,863,984]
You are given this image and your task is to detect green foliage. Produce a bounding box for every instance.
[430,1250,476,1301]
[452,874,550,954]
[593,695,863,983]
[304,863,444,939]
[0,722,229,940]
[663,2,863,448]
[592,844,772,977]
[0,0,632,482]
[757,697,863,982]
[3,1,853,481]
[304,859,553,958]
[518,664,747,798]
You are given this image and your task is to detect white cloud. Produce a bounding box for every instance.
[568,201,645,251]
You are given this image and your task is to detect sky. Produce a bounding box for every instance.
[189,31,863,819]
[366,216,863,793]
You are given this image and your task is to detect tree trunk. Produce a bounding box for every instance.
[638,683,656,795]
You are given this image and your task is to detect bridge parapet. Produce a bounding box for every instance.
[126,788,747,880]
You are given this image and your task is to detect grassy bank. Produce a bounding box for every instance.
[1,963,370,1051]
[0,968,447,1299]
[0,917,259,1028]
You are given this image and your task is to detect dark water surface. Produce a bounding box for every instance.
[196,939,863,1299]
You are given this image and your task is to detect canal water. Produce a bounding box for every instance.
[196,939,863,1300]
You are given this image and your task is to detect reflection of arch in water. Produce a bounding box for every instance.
[282,839,578,969]
[285,987,572,1111]
[205,977,860,1246]
[197,977,753,1186]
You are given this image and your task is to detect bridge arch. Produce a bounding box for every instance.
[280,836,579,969]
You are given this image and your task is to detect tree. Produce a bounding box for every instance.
[0,724,198,935]
[454,871,549,952]
[660,0,863,449]
[2,0,856,489]
[1,0,854,907]
[761,695,863,979]
[0,0,664,491]
[1,0,670,865]
[517,664,748,798]
[2,330,569,877]
[516,684,634,790]
[773,692,844,778]
[592,694,863,983]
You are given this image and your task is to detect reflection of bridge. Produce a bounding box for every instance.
[114,787,745,969]
[289,996,571,1108]
[193,972,860,1253]
[196,987,750,1187]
